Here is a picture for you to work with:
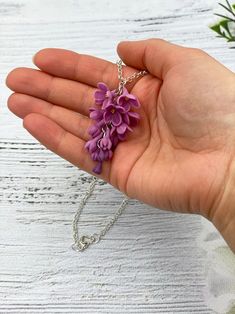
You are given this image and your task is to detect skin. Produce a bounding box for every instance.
[6,38,235,253]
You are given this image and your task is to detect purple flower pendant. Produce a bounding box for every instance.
[85,82,141,175]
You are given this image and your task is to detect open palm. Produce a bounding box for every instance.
[6,39,235,227]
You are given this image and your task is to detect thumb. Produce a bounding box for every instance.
[117,38,190,80]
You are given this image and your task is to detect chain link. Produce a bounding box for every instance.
[116,59,148,95]
[72,60,147,252]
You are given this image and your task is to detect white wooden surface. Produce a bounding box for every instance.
[1,0,234,313]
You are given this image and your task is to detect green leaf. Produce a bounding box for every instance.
[210,1,235,42]
[226,0,233,11]
[214,12,235,22]
[220,19,230,31]
[220,19,235,39]
[210,23,223,35]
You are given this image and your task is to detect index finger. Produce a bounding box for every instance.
[33,48,143,90]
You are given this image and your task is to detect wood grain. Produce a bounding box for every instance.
[1,0,234,313]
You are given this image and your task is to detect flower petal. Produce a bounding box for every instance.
[100,137,112,150]
[118,133,126,141]
[121,87,128,96]
[88,125,100,137]
[110,126,116,135]
[104,111,112,124]
[89,107,96,112]
[126,93,136,100]
[116,123,127,134]
[110,134,119,147]
[123,102,131,112]
[94,90,105,101]
[102,99,113,110]
[128,111,140,126]
[123,113,130,125]
[99,149,105,161]
[129,97,140,108]
[116,106,126,113]
[91,151,99,161]
[106,90,113,98]
[117,95,131,111]
[103,150,112,161]
[85,138,97,153]
[112,111,122,126]
[97,82,108,91]
[127,125,133,132]
[128,111,140,119]
[90,109,103,120]
[93,162,102,174]
[117,95,124,106]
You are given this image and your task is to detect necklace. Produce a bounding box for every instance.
[72,60,147,252]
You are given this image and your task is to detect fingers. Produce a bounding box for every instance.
[33,48,141,90]
[6,48,150,120]
[6,67,95,116]
[8,93,92,141]
[23,113,110,180]
[117,38,190,79]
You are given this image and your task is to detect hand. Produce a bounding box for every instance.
[6,39,235,252]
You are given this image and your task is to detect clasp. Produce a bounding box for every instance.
[72,235,93,252]
[79,235,93,250]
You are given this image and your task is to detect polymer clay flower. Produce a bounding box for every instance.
[103,103,126,126]
[94,82,114,108]
[117,87,140,111]
[85,78,144,175]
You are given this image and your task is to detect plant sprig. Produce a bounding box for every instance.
[210,0,235,42]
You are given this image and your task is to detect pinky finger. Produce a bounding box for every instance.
[23,113,111,180]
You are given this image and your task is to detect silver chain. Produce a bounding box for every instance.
[116,59,148,95]
[72,176,129,252]
[72,60,147,252]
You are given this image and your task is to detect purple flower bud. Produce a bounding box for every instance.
[93,161,102,174]
[85,133,102,153]
[89,107,104,121]
[92,149,113,174]
[88,124,100,137]
[99,128,112,150]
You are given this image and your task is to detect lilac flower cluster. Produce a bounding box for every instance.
[85,82,141,175]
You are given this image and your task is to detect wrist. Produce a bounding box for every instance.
[209,158,235,254]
